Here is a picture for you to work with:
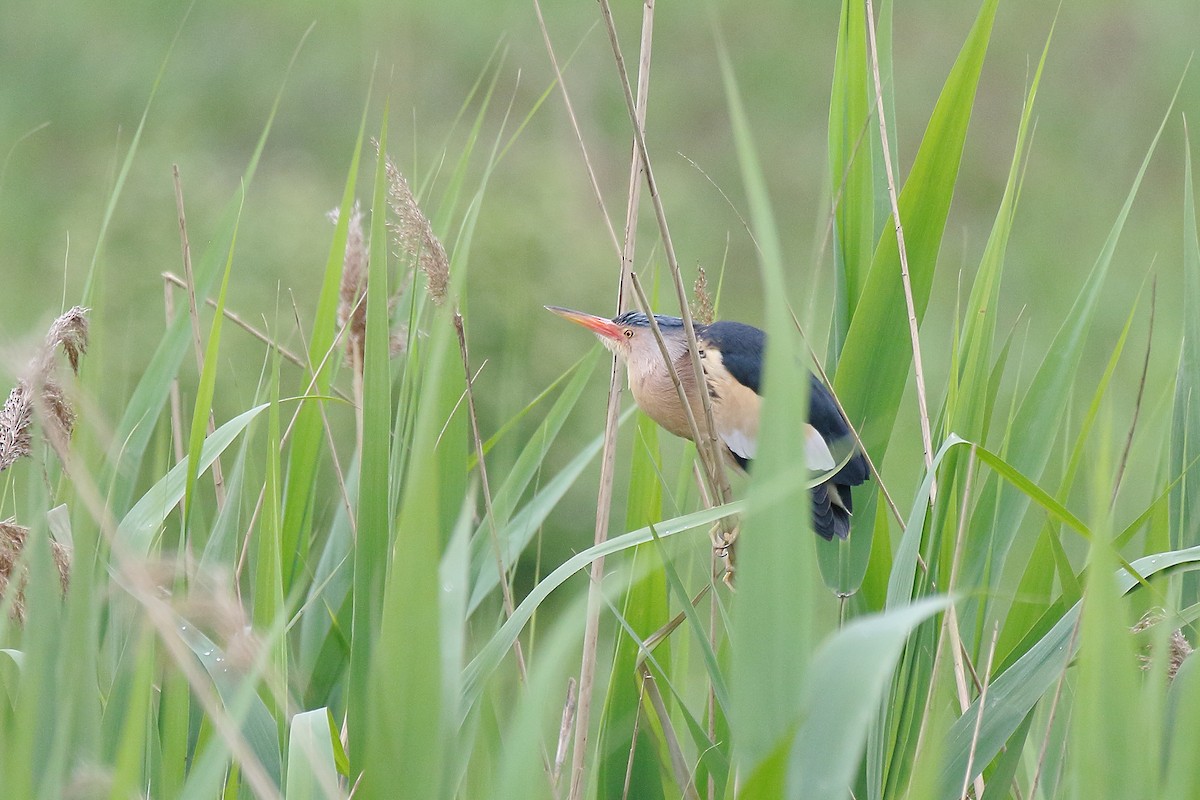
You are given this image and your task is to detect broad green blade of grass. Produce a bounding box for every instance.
[828,0,875,333]
[158,656,191,797]
[996,289,1143,660]
[349,116,398,788]
[182,197,240,533]
[787,596,951,797]
[175,622,284,798]
[720,38,821,773]
[116,404,268,555]
[467,418,619,616]
[7,467,63,798]
[104,49,297,515]
[278,83,371,597]
[285,709,342,800]
[360,306,451,800]
[466,352,602,614]
[296,456,357,705]
[1171,130,1200,606]
[1065,480,1147,800]
[835,0,997,460]
[254,353,287,738]
[598,414,668,800]
[825,0,998,596]
[1163,652,1200,796]
[107,627,156,800]
[971,89,1179,637]
[438,494,474,790]
[935,543,1200,799]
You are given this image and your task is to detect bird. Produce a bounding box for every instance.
[547,305,870,540]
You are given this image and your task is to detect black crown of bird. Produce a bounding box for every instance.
[547,305,871,541]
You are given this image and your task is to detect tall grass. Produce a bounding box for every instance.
[0,1,1198,798]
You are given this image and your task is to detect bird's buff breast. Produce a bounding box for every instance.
[627,357,703,441]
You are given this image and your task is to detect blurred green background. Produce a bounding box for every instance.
[1,0,1197,562]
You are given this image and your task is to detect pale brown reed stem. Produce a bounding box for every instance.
[173,165,226,510]
[862,1,935,483]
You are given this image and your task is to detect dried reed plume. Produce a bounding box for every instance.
[0,306,89,473]
[330,204,408,368]
[331,202,368,366]
[376,143,450,305]
[1133,608,1194,682]
[0,519,71,623]
[692,266,714,325]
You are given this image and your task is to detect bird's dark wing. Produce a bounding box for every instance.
[703,319,869,505]
[808,374,869,487]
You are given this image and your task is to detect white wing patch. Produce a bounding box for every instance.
[720,426,756,460]
[804,424,836,471]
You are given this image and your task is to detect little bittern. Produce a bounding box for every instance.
[547,306,870,540]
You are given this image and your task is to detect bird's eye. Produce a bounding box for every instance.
[623,329,634,338]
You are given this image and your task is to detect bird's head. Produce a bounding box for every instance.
[545,306,691,374]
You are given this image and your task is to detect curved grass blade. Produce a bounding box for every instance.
[788,595,951,797]
[935,543,1200,799]
[286,709,343,800]
[116,404,268,555]
[462,501,744,717]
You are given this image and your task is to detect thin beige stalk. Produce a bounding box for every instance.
[162,279,186,464]
[594,0,733,528]
[161,272,351,403]
[961,622,998,800]
[173,165,226,509]
[550,0,659,794]
[531,0,622,256]
[453,311,550,781]
[553,677,578,790]
[620,675,646,800]
[640,664,702,800]
[1030,611,1083,798]
[908,448,976,785]
[1113,280,1155,507]
[863,0,936,483]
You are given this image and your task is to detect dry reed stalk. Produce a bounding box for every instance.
[563,0,670,793]
[863,0,936,481]
[173,167,227,510]
[593,0,733,528]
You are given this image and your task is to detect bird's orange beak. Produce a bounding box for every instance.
[545,306,624,341]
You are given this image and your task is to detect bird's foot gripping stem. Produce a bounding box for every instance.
[709,522,739,588]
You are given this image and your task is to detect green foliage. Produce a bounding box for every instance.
[0,1,1198,799]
